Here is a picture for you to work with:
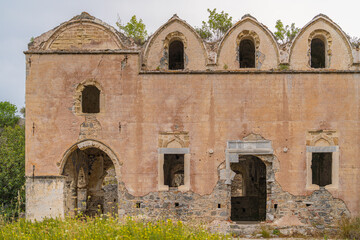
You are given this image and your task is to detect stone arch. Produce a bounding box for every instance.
[73,79,105,115]
[236,30,260,50]
[289,14,353,68]
[164,31,188,50]
[42,14,125,50]
[143,15,208,70]
[217,15,280,69]
[58,139,122,177]
[59,139,122,216]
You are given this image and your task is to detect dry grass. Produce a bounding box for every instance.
[0,215,231,239]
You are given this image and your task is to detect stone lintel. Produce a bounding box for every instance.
[306,146,338,152]
[158,148,190,154]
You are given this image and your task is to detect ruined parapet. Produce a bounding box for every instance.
[28,12,140,51]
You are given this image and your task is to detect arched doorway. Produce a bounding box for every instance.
[230,155,266,221]
[60,141,119,216]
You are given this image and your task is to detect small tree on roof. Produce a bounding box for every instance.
[196,8,233,41]
[274,20,300,44]
[117,15,148,45]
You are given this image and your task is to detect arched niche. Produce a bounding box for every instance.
[73,79,105,116]
[236,30,260,68]
[289,15,353,70]
[217,16,280,70]
[58,139,122,216]
[143,15,208,71]
[43,19,124,50]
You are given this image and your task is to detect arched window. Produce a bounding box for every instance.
[239,39,255,68]
[82,85,100,113]
[169,40,184,70]
[311,38,325,68]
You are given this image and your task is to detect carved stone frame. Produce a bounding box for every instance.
[308,29,332,69]
[236,30,261,69]
[223,136,278,221]
[306,130,339,191]
[157,132,190,191]
[162,31,188,70]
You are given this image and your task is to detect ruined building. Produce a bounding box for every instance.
[25,12,360,227]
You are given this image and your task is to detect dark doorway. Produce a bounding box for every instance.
[311,38,325,68]
[62,147,117,216]
[163,154,184,187]
[312,152,332,187]
[169,41,184,70]
[239,39,255,68]
[231,155,266,221]
[82,85,100,113]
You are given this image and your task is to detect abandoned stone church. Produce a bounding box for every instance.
[25,12,360,227]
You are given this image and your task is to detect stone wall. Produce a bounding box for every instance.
[268,182,350,227]
[117,180,230,221]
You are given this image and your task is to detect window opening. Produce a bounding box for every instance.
[169,41,184,70]
[163,154,184,187]
[82,85,100,113]
[312,152,332,187]
[311,38,325,68]
[239,39,255,68]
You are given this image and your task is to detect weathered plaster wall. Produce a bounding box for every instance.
[25,13,360,222]
[144,17,207,71]
[217,17,279,70]
[25,177,65,220]
[26,51,360,216]
[290,18,352,70]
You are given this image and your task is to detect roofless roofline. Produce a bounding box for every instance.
[27,12,358,67]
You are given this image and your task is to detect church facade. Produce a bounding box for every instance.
[25,12,360,227]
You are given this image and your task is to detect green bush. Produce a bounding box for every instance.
[0,125,25,219]
[0,216,230,239]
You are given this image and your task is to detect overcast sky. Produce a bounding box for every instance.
[1,0,360,111]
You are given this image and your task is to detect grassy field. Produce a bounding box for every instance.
[0,216,230,240]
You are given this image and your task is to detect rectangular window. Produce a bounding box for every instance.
[311,152,332,187]
[163,154,184,187]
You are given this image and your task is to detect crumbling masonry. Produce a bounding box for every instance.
[25,12,360,229]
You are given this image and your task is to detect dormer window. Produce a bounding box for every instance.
[239,39,255,68]
[169,40,184,70]
[311,38,325,68]
[82,85,100,113]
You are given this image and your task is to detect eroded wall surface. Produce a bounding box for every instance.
[25,177,65,220]
[25,12,360,223]
[25,53,360,218]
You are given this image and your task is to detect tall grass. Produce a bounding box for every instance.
[338,216,360,240]
[0,216,230,239]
